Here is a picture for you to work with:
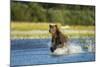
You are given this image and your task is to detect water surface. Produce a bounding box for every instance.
[11,37,95,66]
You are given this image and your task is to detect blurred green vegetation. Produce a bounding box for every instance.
[11,1,95,25]
[11,1,95,39]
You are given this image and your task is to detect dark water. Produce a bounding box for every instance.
[10,37,95,66]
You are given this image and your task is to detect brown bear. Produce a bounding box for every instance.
[49,24,68,52]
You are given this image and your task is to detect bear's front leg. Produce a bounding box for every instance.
[50,45,57,52]
[50,47,54,52]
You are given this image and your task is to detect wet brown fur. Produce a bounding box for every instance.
[49,24,68,52]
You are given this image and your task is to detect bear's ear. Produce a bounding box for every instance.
[55,24,58,28]
[49,24,52,28]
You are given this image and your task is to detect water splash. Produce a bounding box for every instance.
[85,39,95,52]
[50,43,84,55]
[47,37,95,55]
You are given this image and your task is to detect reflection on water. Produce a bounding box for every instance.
[11,37,95,66]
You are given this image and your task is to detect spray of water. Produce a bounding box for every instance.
[86,39,95,52]
[54,44,84,55]
[48,42,84,55]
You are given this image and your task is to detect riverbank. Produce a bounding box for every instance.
[11,22,95,39]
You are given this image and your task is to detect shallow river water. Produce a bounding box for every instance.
[10,37,95,66]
